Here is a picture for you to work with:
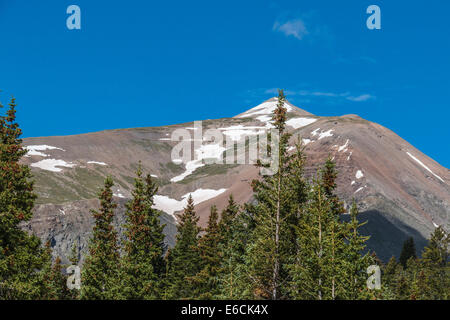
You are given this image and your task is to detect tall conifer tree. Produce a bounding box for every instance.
[399,237,417,269]
[81,176,120,299]
[191,205,221,299]
[0,97,49,299]
[166,195,201,299]
[121,165,166,299]
[245,89,300,299]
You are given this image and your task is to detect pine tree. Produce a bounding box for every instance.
[166,195,201,299]
[393,264,410,299]
[288,178,340,300]
[121,165,166,299]
[245,89,306,299]
[40,252,70,300]
[67,239,80,300]
[421,226,449,299]
[342,199,372,299]
[69,239,80,266]
[217,198,254,299]
[218,195,239,241]
[383,256,398,286]
[399,237,417,269]
[191,205,221,299]
[0,97,50,299]
[81,176,121,299]
[320,156,345,216]
[289,173,370,299]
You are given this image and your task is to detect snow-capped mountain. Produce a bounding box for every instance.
[21,98,449,262]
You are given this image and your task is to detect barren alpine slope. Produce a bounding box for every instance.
[21,98,449,262]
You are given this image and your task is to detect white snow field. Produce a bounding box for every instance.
[170,143,226,182]
[286,117,317,129]
[218,125,268,141]
[25,145,65,157]
[31,159,76,172]
[153,188,227,216]
[238,100,293,118]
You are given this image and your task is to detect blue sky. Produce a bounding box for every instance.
[0,0,449,167]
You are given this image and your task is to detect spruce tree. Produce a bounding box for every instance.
[121,165,166,299]
[81,176,121,299]
[399,237,417,269]
[289,173,370,299]
[0,97,50,299]
[320,156,345,216]
[166,195,201,299]
[245,89,306,299]
[341,199,372,299]
[217,199,254,299]
[191,205,221,299]
[421,226,449,299]
[288,179,341,300]
[67,240,80,300]
[383,256,398,282]
[218,195,239,241]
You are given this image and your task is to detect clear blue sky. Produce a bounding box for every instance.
[0,0,449,167]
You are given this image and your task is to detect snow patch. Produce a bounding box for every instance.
[25,145,65,157]
[87,161,107,166]
[406,152,445,183]
[219,125,268,141]
[355,170,364,179]
[153,188,227,216]
[351,181,356,185]
[31,159,76,172]
[354,187,364,194]
[255,114,273,123]
[302,138,312,146]
[347,152,352,161]
[311,128,334,140]
[286,117,317,129]
[238,100,293,118]
[170,144,226,182]
[338,139,349,152]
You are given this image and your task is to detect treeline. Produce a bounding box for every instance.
[0,93,448,300]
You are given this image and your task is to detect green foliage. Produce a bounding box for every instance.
[216,196,254,299]
[120,165,166,299]
[165,195,202,299]
[244,90,308,299]
[399,237,417,269]
[80,176,121,299]
[320,156,345,215]
[382,227,449,300]
[0,97,50,299]
[190,205,222,299]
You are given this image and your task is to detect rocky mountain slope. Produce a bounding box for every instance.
[21,98,449,262]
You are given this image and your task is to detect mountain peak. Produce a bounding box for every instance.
[234,97,313,119]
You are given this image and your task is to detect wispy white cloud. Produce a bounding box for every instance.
[346,94,375,102]
[264,88,375,103]
[273,19,309,40]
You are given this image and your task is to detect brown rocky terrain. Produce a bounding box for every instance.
[21,98,449,262]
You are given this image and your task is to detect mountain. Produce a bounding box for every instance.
[21,98,449,262]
